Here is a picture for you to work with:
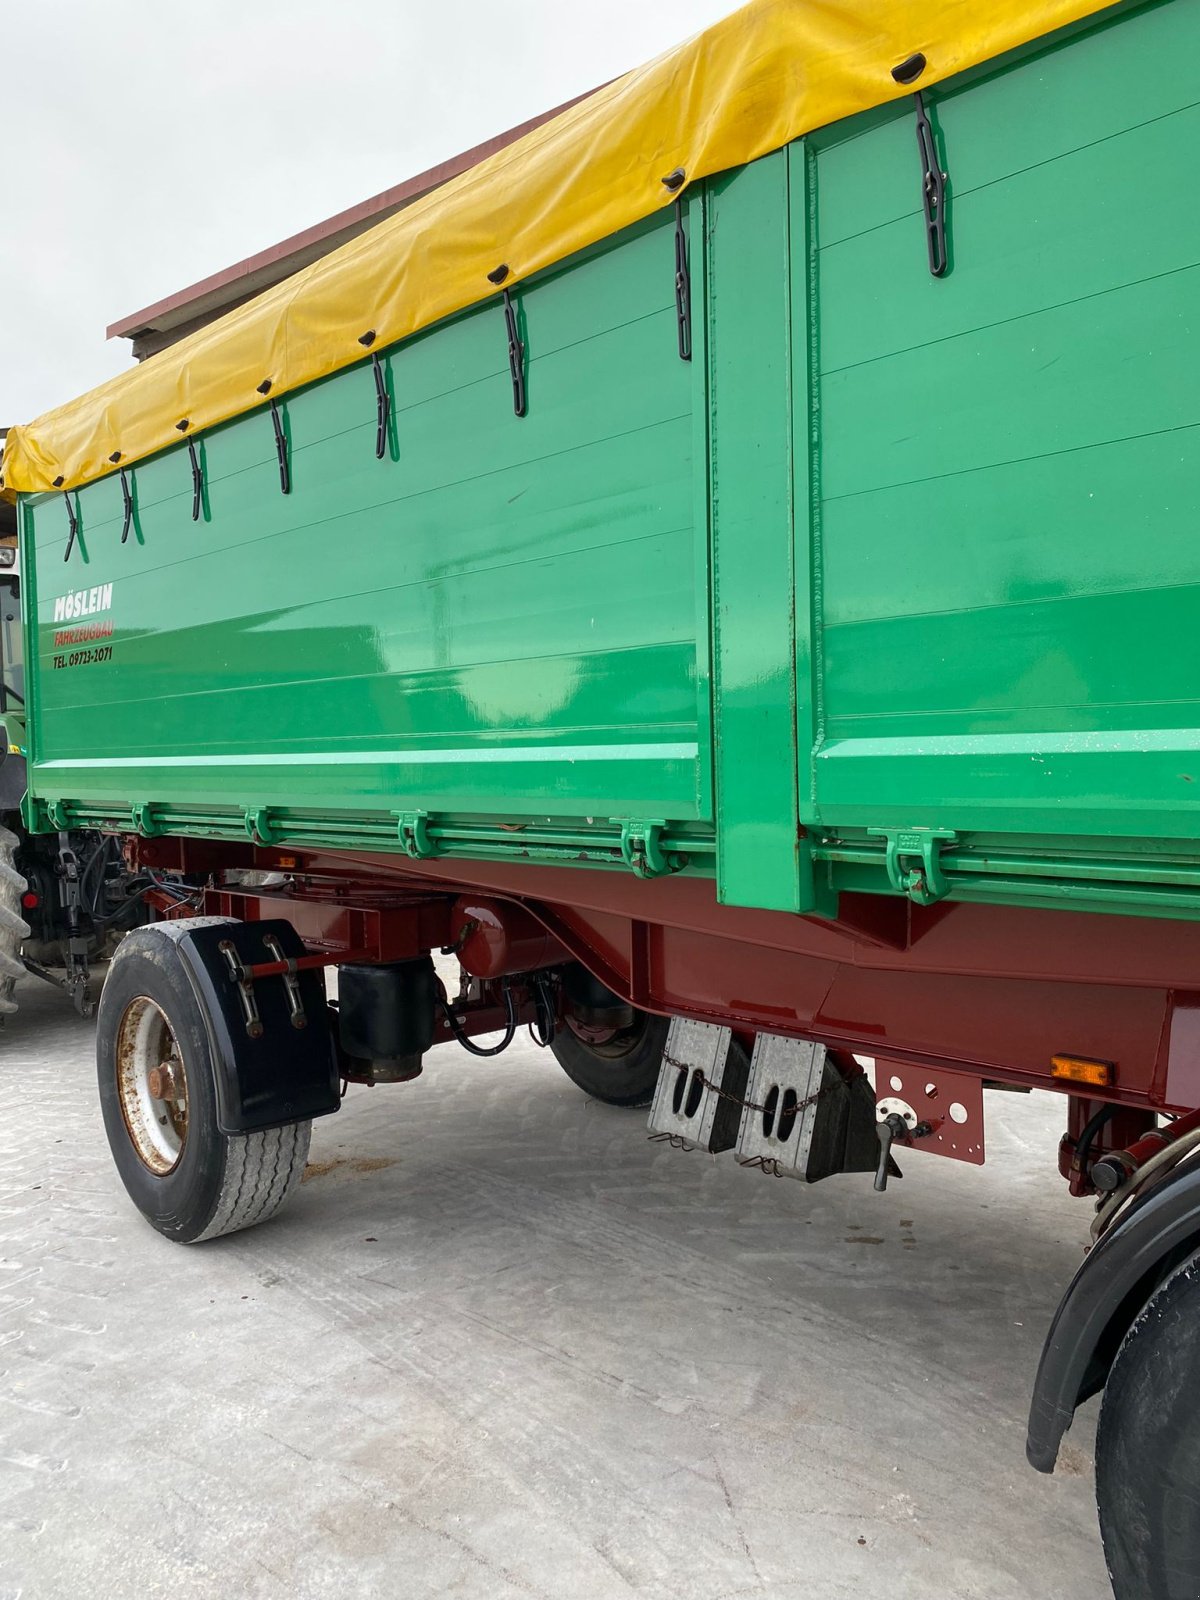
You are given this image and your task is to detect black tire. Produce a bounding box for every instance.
[0,823,29,1017]
[1096,1250,1200,1599]
[550,1010,669,1107]
[96,923,311,1243]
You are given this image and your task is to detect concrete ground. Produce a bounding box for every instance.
[0,970,1108,1600]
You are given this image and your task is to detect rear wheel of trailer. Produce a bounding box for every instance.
[97,925,310,1242]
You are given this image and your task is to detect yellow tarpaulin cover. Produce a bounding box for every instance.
[2,0,1118,496]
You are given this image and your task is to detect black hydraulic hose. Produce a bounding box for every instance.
[89,870,200,929]
[439,979,517,1057]
[528,972,556,1047]
[91,884,155,928]
[80,836,113,916]
[93,897,147,930]
[1075,1103,1119,1182]
[145,871,202,908]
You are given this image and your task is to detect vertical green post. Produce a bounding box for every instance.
[790,141,820,896]
[707,150,810,912]
[18,499,41,834]
[688,187,715,824]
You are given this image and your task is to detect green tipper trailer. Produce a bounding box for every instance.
[5,2,1200,1590]
[22,2,1200,924]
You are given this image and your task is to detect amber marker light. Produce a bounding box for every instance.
[1051,1054,1113,1088]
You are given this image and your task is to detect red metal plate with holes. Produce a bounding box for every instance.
[875,1062,985,1166]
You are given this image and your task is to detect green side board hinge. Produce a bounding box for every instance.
[619,819,684,880]
[244,807,280,845]
[396,810,436,859]
[46,798,72,831]
[868,827,959,906]
[132,803,162,838]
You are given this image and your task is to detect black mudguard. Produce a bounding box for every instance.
[1027,1158,1200,1472]
[173,918,340,1135]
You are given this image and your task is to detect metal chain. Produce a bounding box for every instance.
[661,1050,831,1121]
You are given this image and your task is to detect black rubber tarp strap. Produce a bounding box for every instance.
[269,399,291,493]
[119,468,133,542]
[62,491,78,562]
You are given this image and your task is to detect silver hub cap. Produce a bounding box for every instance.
[116,996,189,1174]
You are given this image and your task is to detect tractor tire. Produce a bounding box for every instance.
[0,824,30,1018]
[550,1009,669,1108]
[97,924,311,1243]
[1095,1250,1200,1598]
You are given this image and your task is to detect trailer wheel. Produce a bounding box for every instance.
[1096,1250,1200,1599]
[96,926,310,1243]
[0,823,30,1017]
[550,1010,668,1107]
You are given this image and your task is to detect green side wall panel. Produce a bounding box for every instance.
[23,0,1200,919]
[807,0,1200,858]
[27,212,710,854]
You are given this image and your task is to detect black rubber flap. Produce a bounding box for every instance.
[177,919,339,1134]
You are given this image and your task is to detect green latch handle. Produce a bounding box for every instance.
[868,827,958,906]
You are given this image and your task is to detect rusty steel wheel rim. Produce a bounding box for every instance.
[564,1013,645,1058]
[115,995,189,1175]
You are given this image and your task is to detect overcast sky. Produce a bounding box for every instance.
[1,0,736,425]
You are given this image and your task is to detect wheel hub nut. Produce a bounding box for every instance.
[147,1062,178,1100]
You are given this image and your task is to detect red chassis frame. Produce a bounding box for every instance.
[130,836,1199,1176]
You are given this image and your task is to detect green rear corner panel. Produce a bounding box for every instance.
[23,0,1200,920]
[797,0,1200,916]
[806,0,1200,841]
[23,208,712,862]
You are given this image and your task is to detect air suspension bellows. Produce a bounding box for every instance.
[336,957,437,1084]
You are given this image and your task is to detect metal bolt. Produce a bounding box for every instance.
[147,1063,178,1100]
[1091,1155,1130,1193]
